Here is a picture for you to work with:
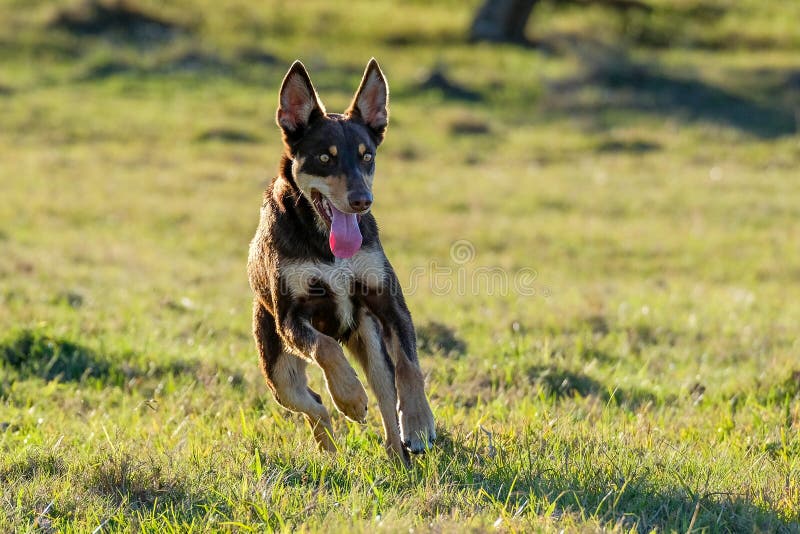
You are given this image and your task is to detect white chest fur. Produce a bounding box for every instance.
[279,248,387,330]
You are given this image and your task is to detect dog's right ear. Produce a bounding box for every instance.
[347,58,389,143]
[276,61,325,141]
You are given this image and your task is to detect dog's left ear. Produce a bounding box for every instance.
[347,58,389,143]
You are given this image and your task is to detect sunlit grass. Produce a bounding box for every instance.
[1,0,799,531]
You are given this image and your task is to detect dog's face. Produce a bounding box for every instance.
[276,59,389,258]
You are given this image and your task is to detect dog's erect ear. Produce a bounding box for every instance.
[277,61,325,138]
[347,58,389,142]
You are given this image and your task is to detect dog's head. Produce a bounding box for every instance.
[276,59,389,259]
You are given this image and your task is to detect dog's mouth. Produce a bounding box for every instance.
[310,190,363,259]
[310,190,336,226]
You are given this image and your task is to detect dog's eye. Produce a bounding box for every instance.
[362,153,373,162]
[319,154,330,164]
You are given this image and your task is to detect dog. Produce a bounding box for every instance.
[247,59,436,463]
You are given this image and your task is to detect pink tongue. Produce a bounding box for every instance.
[329,203,362,258]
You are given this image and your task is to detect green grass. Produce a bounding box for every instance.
[1,0,799,531]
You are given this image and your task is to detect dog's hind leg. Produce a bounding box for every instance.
[269,352,336,452]
[346,308,407,464]
[254,299,335,452]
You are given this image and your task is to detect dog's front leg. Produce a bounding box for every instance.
[346,308,407,464]
[365,276,436,454]
[278,303,369,424]
[387,325,436,454]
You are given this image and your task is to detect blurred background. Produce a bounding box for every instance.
[1,1,799,530]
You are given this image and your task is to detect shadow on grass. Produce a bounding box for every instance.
[414,68,485,103]
[0,328,244,388]
[548,37,798,139]
[0,448,66,483]
[88,451,188,510]
[424,429,798,532]
[525,466,795,531]
[416,321,468,358]
[0,328,112,382]
[595,138,661,154]
[48,0,189,45]
[445,359,661,411]
[526,364,661,409]
[193,127,263,144]
[71,47,380,95]
[78,50,239,81]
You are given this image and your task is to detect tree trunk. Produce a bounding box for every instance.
[469,0,652,44]
[469,0,539,43]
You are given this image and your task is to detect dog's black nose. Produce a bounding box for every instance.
[348,192,373,212]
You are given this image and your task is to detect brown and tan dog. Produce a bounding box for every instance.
[247,59,436,463]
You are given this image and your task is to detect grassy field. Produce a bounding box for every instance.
[1,0,799,531]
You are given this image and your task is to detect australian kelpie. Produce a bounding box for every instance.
[247,59,436,462]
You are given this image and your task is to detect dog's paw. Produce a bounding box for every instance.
[315,337,369,423]
[325,365,369,423]
[398,398,436,455]
[385,440,411,468]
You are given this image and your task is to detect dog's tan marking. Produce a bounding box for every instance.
[329,145,338,156]
[291,157,306,179]
[324,175,349,206]
[358,143,366,155]
[364,171,374,190]
[293,165,352,231]
[293,165,350,211]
